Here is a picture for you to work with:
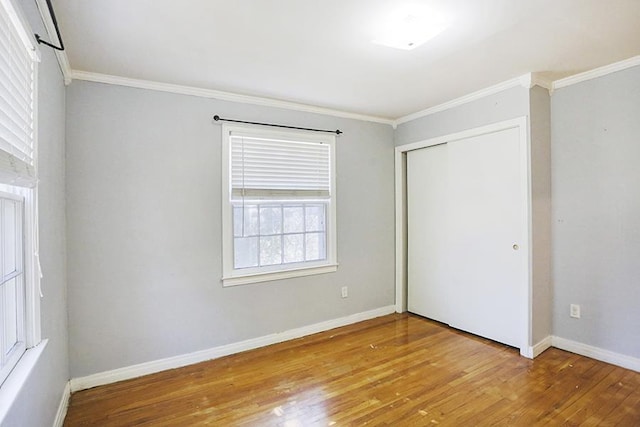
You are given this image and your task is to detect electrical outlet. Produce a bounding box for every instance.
[341,286,348,298]
[570,304,581,319]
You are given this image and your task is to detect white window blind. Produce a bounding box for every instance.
[230,134,331,200]
[0,0,38,188]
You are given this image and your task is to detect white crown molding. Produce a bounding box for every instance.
[70,305,396,392]
[553,55,640,91]
[34,0,72,85]
[393,73,551,126]
[519,72,553,93]
[52,382,71,427]
[551,336,640,373]
[70,70,394,126]
[56,50,73,86]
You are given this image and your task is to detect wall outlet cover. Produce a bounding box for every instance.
[570,304,581,318]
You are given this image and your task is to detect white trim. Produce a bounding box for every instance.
[394,117,532,356]
[58,53,73,85]
[551,336,640,373]
[0,340,48,425]
[26,57,42,347]
[52,382,70,427]
[70,70,394,125]
[520,72,553,93]
[223,264,338,287]
[553,55,640,90]
[394,74,544,126]
[521,336,552,359]
[396,117,528,151]
[70,305,396,392]
[34,0,72,85]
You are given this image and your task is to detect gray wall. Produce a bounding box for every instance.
[65,81,395,377]
[529,86,553,345]
[551,65,640,358]
[394,86,530,146]
[3,1,69,426]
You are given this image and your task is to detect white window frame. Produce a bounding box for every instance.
[0,0,42,395]
[221,124,338,286]
[0,184,40,347]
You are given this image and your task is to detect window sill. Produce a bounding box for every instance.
[0,339,48,424]
[223,263,338,287]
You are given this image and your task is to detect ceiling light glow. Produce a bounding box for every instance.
[372,6,450,50]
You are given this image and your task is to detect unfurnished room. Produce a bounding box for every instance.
[0,0,639,425]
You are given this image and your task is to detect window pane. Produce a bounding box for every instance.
[305,232,326,261]
[305,204,325,232]
[234,205,258,237]
[284,234,304,264]
[234,237,258,269]
[3,199,16,275]
[233,206,242,237]
[283,206,304,233]
[259,206,282,235]
[260,235,282,266]
[3,277,18,352]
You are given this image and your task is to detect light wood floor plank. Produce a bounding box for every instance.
[64,314,640,426]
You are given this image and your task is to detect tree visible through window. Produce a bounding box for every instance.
[233,203,327,269]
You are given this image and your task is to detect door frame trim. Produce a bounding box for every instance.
[394,116,532,357]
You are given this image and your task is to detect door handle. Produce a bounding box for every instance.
[513,244,519,250]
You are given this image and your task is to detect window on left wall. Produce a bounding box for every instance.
[0,0,42,387]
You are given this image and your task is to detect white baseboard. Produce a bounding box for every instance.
[551,336,640,373]
[52,382,70,427]
[533,336,553,358]
[70,305,396,392]
[521,336,553,359]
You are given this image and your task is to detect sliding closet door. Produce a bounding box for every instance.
[446,127,526,348]
[407,127,526,349]
[407,143,450,324]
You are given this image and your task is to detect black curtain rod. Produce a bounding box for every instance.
[35,0,65,51]
[213,115,342,135]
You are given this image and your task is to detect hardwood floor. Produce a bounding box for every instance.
[64,314,640,426]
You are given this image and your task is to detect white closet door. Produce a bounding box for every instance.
[407,127,526,349]
[407,143,450,324]
[446,128,526,348]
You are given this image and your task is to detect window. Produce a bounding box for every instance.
[0,0,41,387]
[222,124,337,286]
[0,192,24,385]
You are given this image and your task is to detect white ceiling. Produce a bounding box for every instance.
[55,0,640,120]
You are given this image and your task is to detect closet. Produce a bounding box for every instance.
[407,125,528,348]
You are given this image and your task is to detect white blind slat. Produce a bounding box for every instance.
[0,98,33,144]
[0,129,33,158]
[0,51,31,89]
[0,65,32,111]
[0,34,31,83]
[230,135,331,199]
[0,0,36,172]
